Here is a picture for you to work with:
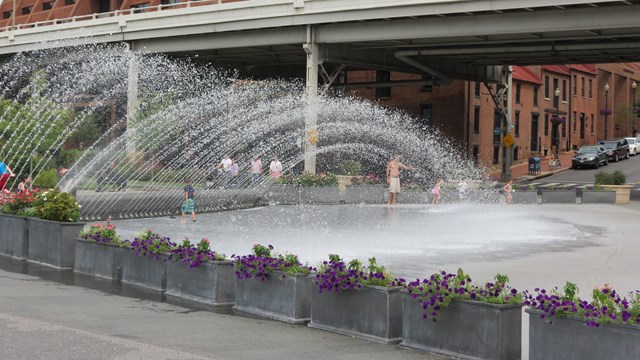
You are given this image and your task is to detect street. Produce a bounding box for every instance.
[544,153,640,183]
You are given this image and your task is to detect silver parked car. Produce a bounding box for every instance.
[625,137,639,155]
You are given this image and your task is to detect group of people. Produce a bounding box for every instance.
[1,160,33,196]
[181,154,284,222]
[215,154,283,189]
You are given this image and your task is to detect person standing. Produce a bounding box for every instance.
[181,178,196,222]
[269,156,283,179]
[250,155,262,186]
[217,155,233,189]
[229,158,239,188]
[0,160,15,193]
[431,179,444,204]
[386,155,416,205]
[502,180,514,205]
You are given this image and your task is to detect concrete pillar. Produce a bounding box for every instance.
[304,28,319,174]
[126,57,140,153]
[501,66,514,182]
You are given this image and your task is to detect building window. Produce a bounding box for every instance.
[553,78,559,107]
[64,0,75,5]
[3,11,11,19]
[573,112,577,133]
[131,2,150,13]
[419,104,432,131]
[472,145,479,165]
[473,106,480,134]
[580,113,586,139]
[375,70,391,99]
[515,82,521,104]
[562,121,566,138]
[474,82,481,97]
[562,80,567,102]
[573,75,577,96]
[544,76,550,98]
[544,113,549,136]
[591,114,595,134]
[43,1,55,10]
[493,146,500,165]
[420,75,432,92]
[493,110,501,143]
[513,146,519,161]
[533,86,539,107]
[581,77,585,97]
[22,6,33,15]
[161,0,180,4]
[515,111,520,137]
[588,79,593,98]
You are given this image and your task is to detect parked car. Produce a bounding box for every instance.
[598,139,630,162]
[572,145,608,169]
[625,137,639,155]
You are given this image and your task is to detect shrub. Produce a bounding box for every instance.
[595,170,626,185]
[0,190,42,217]
[314,255,394,293]
[233,243,314,281]
[169,238,225,268]
[80,222,125,245]
[338,160,362,176]
[277,172,338,187]
[36,190,80,222]
[34,168,59,188]
[57,149,82,169]
[401,269,522,321]
[129,229,176,260]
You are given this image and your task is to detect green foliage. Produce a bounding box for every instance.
[279,172,338,187]
[595,170,626,185]
[35,190,80,222]
[0,191,43,217]
[66,115,101,149]
[365,257,393,287]
[33,168,58,188]
[338,160,362,176]
[57,149,83,169]
[252,243,272,257]
[80,223,124,245]
[280,253,312,276]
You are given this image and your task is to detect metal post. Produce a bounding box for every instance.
[500,66,513,181]
[555,88,560,161]
[303,26,319,174]
[126,56,140,153]
[604,83,609,140]
[633,81,637,136]
[12,0,16,28]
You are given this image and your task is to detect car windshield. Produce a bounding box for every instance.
[577,147,598,154]
[602,142,618,149]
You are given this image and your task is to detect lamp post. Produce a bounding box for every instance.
[633,81,637,137]
[605,83,610,139]
[554,87,560,162]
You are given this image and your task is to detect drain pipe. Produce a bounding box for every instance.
[394,50,452,84]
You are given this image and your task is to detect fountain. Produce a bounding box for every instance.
[0,43,487,220]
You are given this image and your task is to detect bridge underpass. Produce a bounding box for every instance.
[2,0,640,178]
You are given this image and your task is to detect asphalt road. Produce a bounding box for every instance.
[543,152,640,184]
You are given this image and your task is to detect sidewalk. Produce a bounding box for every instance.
[0,257,445,360]
[490,152,574,181]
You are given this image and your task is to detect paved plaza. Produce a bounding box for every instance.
[2,202,640,360]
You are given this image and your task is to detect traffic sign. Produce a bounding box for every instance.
[502,133,514,148]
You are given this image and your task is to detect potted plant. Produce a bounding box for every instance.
[511,183,538,204]
[0,190,40,260]
[580,184,616,204]
[121,229,176,291]
[309,255,404,344]
[233,244,314,324]
[525,282,640,360]
[165,237,235,309]
[75,221,128,279]
[344,173,385,204]
[400,270,523,360]
[595,170,630,203]
[541,184,577,204]
[27,190,84,269]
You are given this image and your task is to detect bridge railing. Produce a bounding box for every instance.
[0,0,249,33]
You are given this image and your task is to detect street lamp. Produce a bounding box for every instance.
[633,81,637,137]
[604,83,610,139]
[554,87,560,162]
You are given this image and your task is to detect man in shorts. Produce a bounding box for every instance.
[386,155,416,205]
[181,179,196,222]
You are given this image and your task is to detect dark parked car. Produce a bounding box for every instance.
[572,145,608,169]
[598,139,630,162]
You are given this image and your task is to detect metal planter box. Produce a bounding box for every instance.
[401,297,522,360]
[0,214,29,260]
[513,191,538,204]
[344,186,386,204]
[527,309,640,360]
[299,187,340,205]
[402,191,428,204]
[233,271,312,324]
[264,185,300,205]
[121,250,167,291]
[309,286,404,344]
[581,191,616,204]
[27,218,85,269]
[74,239,124,280]
[166,260,235,308]
[541,190,577,204]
